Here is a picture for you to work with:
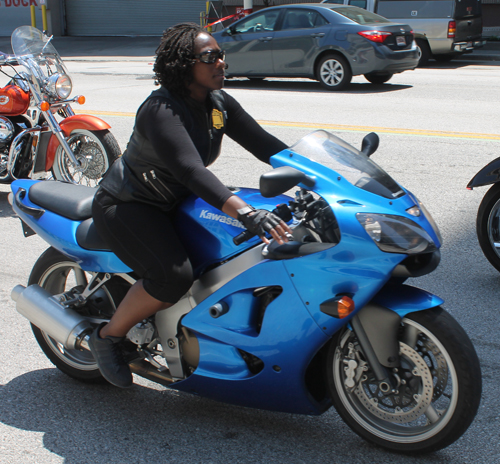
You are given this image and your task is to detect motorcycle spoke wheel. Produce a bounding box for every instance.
[28,247,126,383]
[328,307,481,453]
[52,129,120,187]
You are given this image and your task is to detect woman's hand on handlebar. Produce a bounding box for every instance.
[222,196,292,245]
[238,207,291,245]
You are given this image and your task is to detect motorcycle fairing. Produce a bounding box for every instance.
[467,157,500,189]
[172,258,331,415]
[10,179,131,272]
[271,149,441,245]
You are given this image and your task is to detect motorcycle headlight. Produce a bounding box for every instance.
[357,213,437,254]
[46,73,72,99]
[416,198,443,246]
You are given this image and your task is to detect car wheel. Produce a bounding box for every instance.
[416,39,431,67]
[316,54,352,91]
[364,73,393,84]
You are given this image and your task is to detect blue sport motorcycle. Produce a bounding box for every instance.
[9,130,481,454]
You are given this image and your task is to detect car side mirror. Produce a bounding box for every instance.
[360,132,379,157]
[260,166,315,198]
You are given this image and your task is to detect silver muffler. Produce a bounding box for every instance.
[11,284,93,350]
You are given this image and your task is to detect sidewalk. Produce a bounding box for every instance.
[0,35,499,62]
[0,36,160,61]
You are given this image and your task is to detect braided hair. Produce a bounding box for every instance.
[154,22,205,98]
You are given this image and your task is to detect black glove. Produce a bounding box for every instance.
[237,205,282,238]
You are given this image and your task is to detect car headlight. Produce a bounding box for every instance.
[46,73,72,99]
[357,213,437,254]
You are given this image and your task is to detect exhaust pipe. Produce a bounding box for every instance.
[11,284,93,350]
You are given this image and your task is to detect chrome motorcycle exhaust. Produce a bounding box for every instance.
[11,284,93,350]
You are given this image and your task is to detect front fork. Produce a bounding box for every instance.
[348,281,444,394]
[4,104,82,181]
[350,306,401,393]
[41,106,82,168]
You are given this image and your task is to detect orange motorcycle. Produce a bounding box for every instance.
[0,26,120,187]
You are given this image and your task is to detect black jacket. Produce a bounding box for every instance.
[99,87,287,211]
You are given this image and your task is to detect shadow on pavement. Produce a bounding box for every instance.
[224,78,412,94]
[0,190,16,219]
[0,368,366,463]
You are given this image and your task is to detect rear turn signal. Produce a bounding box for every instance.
[448,21,456,39]
[358,30,392,43]
[320,295,355,319]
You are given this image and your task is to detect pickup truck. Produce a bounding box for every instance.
[321,0,484,65]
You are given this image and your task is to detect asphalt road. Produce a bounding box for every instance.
[1,59,500,463]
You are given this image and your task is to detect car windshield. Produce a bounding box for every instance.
[329,6,391,24]
[289,131,405,199]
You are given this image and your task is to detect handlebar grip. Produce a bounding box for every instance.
[233,229,256,246]
[232,203,293,246]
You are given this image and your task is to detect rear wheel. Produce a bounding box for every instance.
[52,129,121,187]
[364,73,393,84]
[327,307,481,453]
[476,183,500,272]
[416,39,431,67]
[316,54,352,91]
[28,247,130,383]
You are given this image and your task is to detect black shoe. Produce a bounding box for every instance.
[89,323,133,388]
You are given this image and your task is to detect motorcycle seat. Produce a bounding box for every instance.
[27,181,112,251]
[76,218,111,251]
[28,180,95,220]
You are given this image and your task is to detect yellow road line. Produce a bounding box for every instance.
[77,110,500,141]
[257,120,500,141]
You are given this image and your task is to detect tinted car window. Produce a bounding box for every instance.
[348,0,368,8]
[331,6,391,24]
[233,11,279,33]
[282,9,328,30]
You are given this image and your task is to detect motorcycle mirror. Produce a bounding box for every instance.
[260,166,315,198]
[361,132,379,157]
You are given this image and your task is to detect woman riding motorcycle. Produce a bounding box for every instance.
[90,23,291,388]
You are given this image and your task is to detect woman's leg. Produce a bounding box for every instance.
[90,190,194,387]
[100,279,171,338]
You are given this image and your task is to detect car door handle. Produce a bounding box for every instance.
[259,37,273,42]
[311,33,325,38]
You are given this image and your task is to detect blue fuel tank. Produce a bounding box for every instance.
[173,188,292,276]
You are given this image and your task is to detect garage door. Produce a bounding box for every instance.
[65,0,207,36]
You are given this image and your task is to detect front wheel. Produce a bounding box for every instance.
[476,183,500,272]
[28,247,130,383]
[364,73,393,85]
[52,129,121,187]
[327,307,481,453]
[316,54,352,91]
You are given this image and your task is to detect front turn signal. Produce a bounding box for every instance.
[320,295,355,319]
[40,101,50,112]
[76,95,86,105]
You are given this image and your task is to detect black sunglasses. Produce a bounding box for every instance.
[194,50,226,64]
